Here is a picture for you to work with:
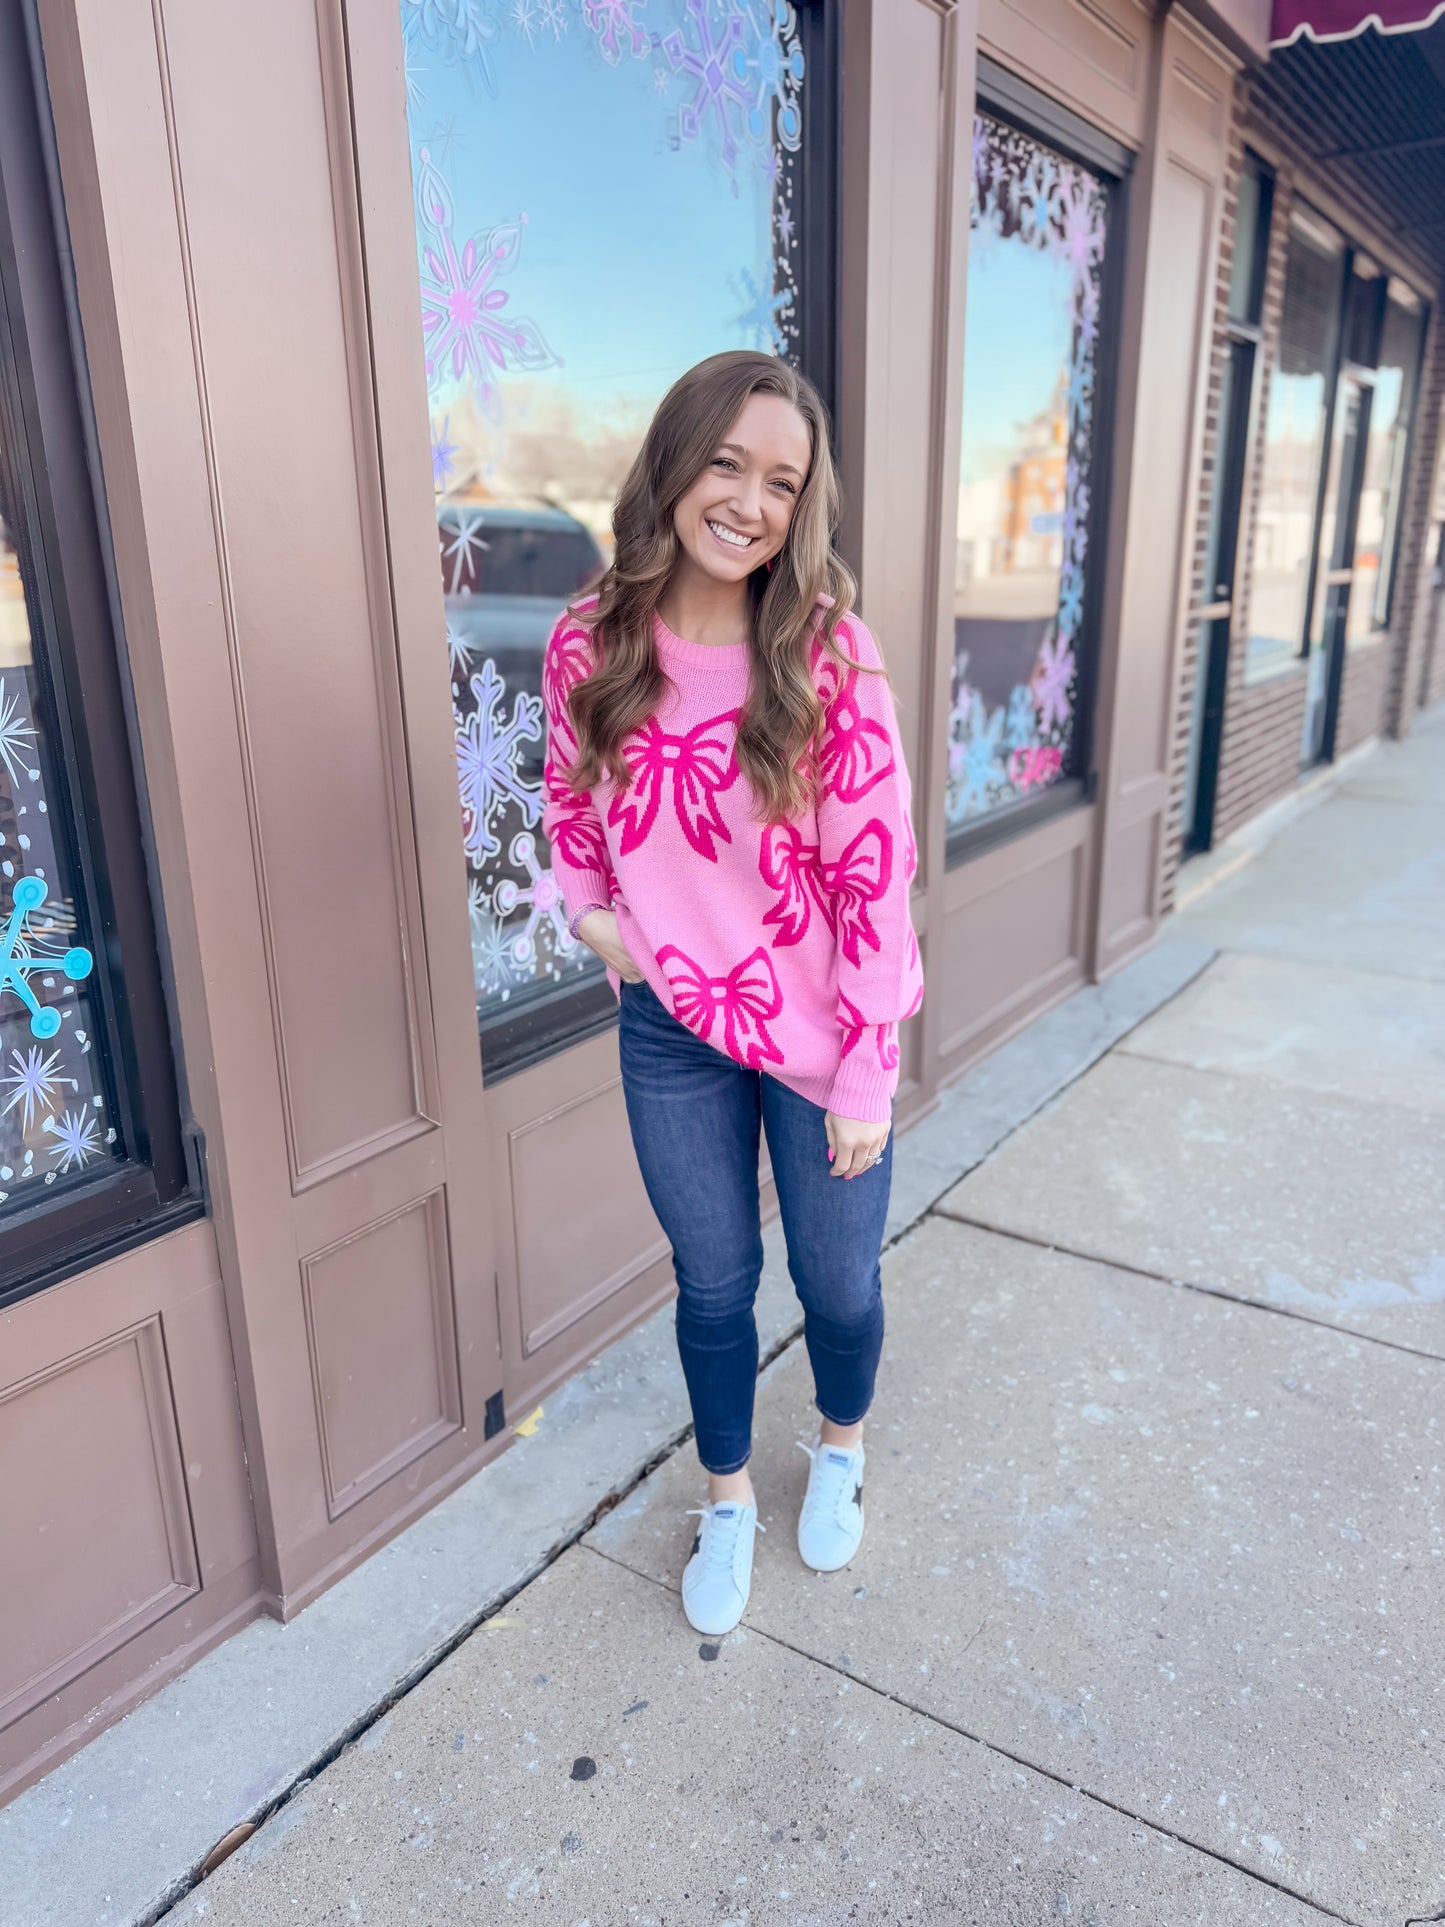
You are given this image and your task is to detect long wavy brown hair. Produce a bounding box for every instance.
[563,351,863,822]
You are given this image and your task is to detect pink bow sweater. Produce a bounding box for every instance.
[540,601,925,1125]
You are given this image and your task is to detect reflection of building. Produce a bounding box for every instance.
[4,0,1443,1838]
[1000,379,1068,574]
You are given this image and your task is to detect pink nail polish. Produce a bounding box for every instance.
[826,1148,834,1162]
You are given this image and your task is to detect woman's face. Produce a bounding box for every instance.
[671,392,812,587]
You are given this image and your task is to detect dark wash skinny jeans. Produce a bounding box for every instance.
[617,978,891,1475]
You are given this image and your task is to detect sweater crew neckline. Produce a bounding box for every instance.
[653,609,749,665]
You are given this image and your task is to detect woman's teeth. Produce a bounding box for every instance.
[707,519,754,549]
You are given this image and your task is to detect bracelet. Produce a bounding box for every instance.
[567,901,608,943]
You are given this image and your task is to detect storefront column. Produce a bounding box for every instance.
[1090,11,1238,973]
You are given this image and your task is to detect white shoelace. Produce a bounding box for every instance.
[798,1441,859,1526]
[685,1504,763,1579]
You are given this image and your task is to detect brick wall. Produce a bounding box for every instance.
[1160,67,1445,910]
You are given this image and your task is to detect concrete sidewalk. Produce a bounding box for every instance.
[59,712,1445,1924]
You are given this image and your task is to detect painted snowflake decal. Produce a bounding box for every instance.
[0,876,93,1040]
[1,1044,66,1132]
[471,902,520,997]
[455,660,543,865]
[493,830,576,966]
[663,0,751,172]
[948,702,1006,823]
[414,148,559,409]
[0,677,38,789]
[1004,683,1038,757]
[403,0,502,93]
[447,622,476,678]
[737,267,789,354]
[581,0,648,62]
[45,1105,99,1174]
[431,416,459,490]
[742,0,803,150]
[1032,633,1075,735]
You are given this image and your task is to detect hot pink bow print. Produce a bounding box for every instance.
[819,819,893,968]
[608,713,740,860]
[658,944,784,1070]
[816,657,896,803]
[759,822,833,947]
[543,757,609,876]
[542,625,594,738]
[837,992,900,1072]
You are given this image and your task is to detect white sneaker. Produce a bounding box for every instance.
[797,1438,865,1572]
[681,1499,761,1636]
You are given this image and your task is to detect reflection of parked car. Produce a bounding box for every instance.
[439,503,603,730]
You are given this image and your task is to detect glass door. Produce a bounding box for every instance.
[1301,370,1372,766]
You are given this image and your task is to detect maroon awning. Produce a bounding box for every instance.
[1271,0,1444,45]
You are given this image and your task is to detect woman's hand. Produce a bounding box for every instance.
[577,908,644,983]
[825,1110,889,1180]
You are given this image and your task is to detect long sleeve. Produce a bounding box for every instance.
[540,612,614,923]
[814,617,925,1123]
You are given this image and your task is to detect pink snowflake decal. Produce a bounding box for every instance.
[494,831,575,967]
[1031,633,1075,736]
[414,148,559,407]
[582,0,649,63]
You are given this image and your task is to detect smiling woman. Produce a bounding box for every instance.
[539,348,923,1636]
[399,0,828,1079]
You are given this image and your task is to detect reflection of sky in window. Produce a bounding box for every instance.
[415,39,772,412]
[959,241,1072,484]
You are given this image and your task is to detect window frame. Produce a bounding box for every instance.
[944,62,1130,869]
[1370,281,1429,640]
[1241,198,1349,690]
[466,0,844,1085]
[0,4,197,1312]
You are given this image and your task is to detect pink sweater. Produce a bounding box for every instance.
[541,603,925,1124]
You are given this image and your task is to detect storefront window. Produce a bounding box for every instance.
[400,0,816,1075]
[0,492,118,1211]
[1245,209,1345,684]
[1347,283,1424,646]
[0,18,190,1305]
[945,112,1110,838]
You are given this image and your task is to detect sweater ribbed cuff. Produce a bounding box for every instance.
[826,1054,896,1126]
[558,867,612,924]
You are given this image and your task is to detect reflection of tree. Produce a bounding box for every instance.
[439,380,652,540]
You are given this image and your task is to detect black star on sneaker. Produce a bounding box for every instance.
[853,1482,863,1508]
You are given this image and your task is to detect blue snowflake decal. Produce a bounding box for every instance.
[743,0,803,150]
[0,876,93,1040]
[949,703,1006,822]
[455,660,543,865]
[737,267,790,353]
[1004,684,1038,756]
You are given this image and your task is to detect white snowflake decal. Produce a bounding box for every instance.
[2,1044,65,1131]
[494,830,576,966]
[0,677,39,789]
[45,1105,99,1174]
[455,660,543,865]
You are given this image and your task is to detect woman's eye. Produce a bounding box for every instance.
[772,479,797,495]
[712,456,737,472]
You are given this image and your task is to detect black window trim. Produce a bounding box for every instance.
[0,1,198,1312]
[946,63,1131,870]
